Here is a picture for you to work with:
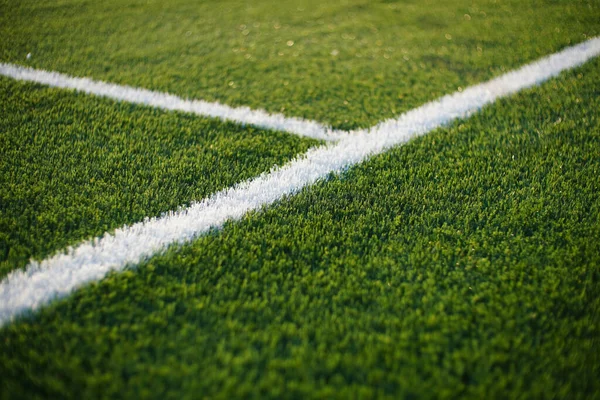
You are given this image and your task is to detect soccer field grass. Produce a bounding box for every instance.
[1,0,600,398]
[0,77,318,280]
[2,0,599,128]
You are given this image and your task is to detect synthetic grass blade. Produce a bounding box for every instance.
[0,37,599,327]
[0,63,346,141]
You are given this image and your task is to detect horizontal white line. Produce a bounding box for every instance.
[0,38,599,326]
[0,63,346,142]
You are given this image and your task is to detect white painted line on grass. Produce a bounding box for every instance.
[0,63,346,141]
[0,38,599,326]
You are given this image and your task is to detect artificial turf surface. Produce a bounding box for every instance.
[1,53,599,399]
[0,77,318,280]
[2,0,600,397]
[1,0,599,129]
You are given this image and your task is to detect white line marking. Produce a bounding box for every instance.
[1,38,599,326]
[0,63,346,142]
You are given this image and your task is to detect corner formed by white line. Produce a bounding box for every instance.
[0,38,599,326]
[0,63,346,142]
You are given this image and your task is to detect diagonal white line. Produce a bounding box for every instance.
[0,38,599,326]
[0,63,347,142]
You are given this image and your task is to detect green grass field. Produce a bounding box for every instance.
[2,0,599,128]
[0,77,318,280]
[1,0,600,398]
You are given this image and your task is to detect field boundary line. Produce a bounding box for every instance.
[1,37,599,326]
[0,63,346,141]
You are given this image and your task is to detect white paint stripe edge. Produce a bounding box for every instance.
[0,63,346,142]
[1,38,599,326]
